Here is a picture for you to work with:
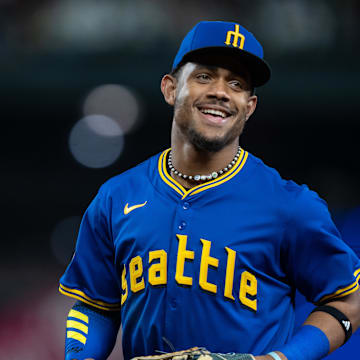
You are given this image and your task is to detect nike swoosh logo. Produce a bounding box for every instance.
[124,201,148,215]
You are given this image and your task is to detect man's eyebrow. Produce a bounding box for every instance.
[193,64,218,72]
[193,64,248,79]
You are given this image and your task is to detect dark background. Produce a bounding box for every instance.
[1,1,359,358]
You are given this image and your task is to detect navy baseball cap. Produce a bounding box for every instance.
[172,21,271,87]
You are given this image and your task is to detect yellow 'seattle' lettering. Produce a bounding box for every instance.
[199,239,219,293]
[239,270,257,311]
[129,255,145,293]
[175,234,195,286]
[224,24,245,49]
[121,265,128,305]
[224,247,236,300]
[124,237,258,312]
[149,250,167,285]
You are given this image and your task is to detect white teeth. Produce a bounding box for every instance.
[200,108,227,118]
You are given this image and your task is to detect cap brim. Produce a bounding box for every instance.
[174,47,271,87]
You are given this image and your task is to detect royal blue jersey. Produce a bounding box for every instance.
[60,148,360,359]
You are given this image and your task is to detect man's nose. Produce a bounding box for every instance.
[206,80,230,102]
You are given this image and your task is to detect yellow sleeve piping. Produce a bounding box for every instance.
[59,284,121,311]
[316,268,360,304]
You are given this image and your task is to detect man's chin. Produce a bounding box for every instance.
[188,128,230,152]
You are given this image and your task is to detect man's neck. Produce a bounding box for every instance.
[169,140,240,189]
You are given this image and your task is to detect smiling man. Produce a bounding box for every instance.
[162,61,257,187]
[59,21,360,360]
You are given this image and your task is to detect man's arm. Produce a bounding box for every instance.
[255,289,360,360]
[65,301,121,360]
[304,290,360,352]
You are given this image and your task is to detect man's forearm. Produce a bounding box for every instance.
[65,301,120,360]
[255,290,360,360]
[305,290,360,352]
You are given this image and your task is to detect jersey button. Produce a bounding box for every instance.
[170,298,177,309]
[178,221,187,230]
[183,202,190,210]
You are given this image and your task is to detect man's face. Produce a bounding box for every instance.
[171,62,257,152]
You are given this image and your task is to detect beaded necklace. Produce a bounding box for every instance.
[168,146,241,182]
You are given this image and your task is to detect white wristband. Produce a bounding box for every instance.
[267,352,282,360]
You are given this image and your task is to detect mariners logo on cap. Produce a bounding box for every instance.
[172,21,271,86]
[224,24,245,50]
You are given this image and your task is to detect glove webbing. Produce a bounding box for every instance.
[131,348,255,360]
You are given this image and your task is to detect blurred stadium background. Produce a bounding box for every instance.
[1,0,359,358]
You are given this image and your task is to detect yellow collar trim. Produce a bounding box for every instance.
[158,148,248,199]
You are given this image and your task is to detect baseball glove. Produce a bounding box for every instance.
[131,347,255,360]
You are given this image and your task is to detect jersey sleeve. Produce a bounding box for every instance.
[283,186,360,304]
[59,186,121,311]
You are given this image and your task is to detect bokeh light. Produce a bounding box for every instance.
[69,114,124,168]
[84,112,123,137]
[83,84,141,134]
[50,216,82,266]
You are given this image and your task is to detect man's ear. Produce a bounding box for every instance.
[161,74,176,106]
[245,95,258,121]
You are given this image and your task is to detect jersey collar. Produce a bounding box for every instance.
[158,148,248,200]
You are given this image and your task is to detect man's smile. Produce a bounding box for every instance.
[196,104,234,126]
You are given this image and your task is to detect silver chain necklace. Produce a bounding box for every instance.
[168,146,242,182]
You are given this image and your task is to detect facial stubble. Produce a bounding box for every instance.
[174,92,246,153]
[172,62,248,152]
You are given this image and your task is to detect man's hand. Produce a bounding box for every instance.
[132,348,256,360]
[254,352,287,360]
[131,348,289,360]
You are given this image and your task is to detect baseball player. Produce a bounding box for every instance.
[59,21,360,360]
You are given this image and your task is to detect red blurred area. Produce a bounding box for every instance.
[0,286,123,359]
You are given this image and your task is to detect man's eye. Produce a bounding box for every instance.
[196,74,211,81]
[230,80,244,89]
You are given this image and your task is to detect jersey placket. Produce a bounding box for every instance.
[154,148,249,348]
[163,195,194,346]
